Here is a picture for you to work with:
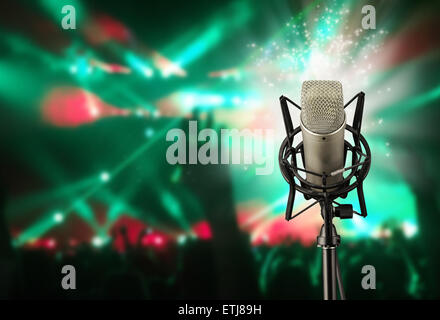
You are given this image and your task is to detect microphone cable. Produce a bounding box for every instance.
[335,250,346,300]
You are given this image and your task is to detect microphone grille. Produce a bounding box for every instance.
[301,80,344,134]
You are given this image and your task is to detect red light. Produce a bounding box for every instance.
[192,221,212,240]
[46,238,56,249]
[42,86,130,127]
[153,235,163,246]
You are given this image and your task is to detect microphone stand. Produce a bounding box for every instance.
[278,93,370,300]
[318,198,340,300]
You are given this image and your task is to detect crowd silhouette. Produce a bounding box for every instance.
[0,208,427,300]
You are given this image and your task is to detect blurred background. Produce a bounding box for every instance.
[0,0,439,299]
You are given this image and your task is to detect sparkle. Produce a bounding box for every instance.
[92,236,104,247]
[145,127,154,138]
[100,171,110,182]
[54,212,64,223]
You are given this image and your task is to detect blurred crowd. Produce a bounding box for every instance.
[0,221,425,300]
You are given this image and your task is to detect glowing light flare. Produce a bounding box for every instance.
[69,56,94,79]
[42,86,131,127]
[152,52,186,77]
[69,65,78,74]
[158,91,261,116]
[140,233,168,248]
[100,171,111,183]
[92,236,105,247]
[208,68,242,80]
[237,205,272,236]
[155,95,189,117]
[191,221,212,240]
[46,238,56,249]
[238,195,288,231]
[90,58,131,74]
[26,238,57,249]
[402,221,418,238]
[179,92,224,111]
[53,212,64,223]
[250,4,388,95]
[144,128,154,138]
[177,234,187,245]
[371,227,393,239]
[125,53,154,78]
[83,14,185,78]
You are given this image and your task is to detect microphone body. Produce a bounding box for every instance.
[300,80,345,188]
[300,119,345,187]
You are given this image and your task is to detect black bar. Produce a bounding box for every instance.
[352,92,365,149]
[335,251,346,300]
[285,185,296,221]
[343,92,360,109]
[322,248,337,300]
[356,180,368,217]
[288,200,318,221]
[352,92,365,132]
[279,96,295,148]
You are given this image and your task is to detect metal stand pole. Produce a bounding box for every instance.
[322,247,337,300]
[317,199,340,300]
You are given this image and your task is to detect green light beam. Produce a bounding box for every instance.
[378,84,440,119]
[6,176,96,215]
[72,199,100,230]
[111,118,181,178]
[242,192,289,228]
[160,190,190,230]
[15,119,180,245]
[14,214,57,246]
[166,1,253,68]
[96,189,177,234]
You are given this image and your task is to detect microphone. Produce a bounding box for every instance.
[278,82,371,300]
[300,80,345,188]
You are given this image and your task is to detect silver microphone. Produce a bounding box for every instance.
[300,80,345,188]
